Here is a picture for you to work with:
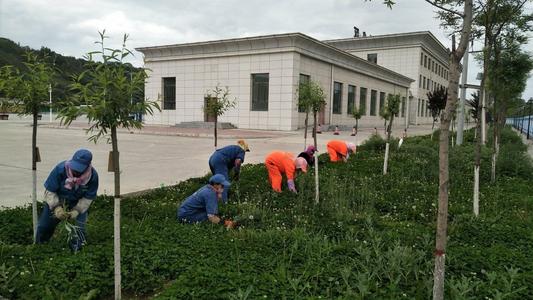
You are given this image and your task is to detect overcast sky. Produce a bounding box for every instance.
[1,0,532,99]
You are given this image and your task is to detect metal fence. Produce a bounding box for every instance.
[507,116,533,140]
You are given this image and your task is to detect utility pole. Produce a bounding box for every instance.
[457,42,470,145]
[49,84,52,122]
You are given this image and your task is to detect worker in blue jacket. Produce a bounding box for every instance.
[35,149,99,252]
[208,140,250,203]
[177,174,236,228]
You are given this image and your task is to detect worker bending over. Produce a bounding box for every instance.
[326,140,356,162]
[265,151,307,193]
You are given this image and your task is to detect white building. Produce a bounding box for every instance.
[137,31,448,130]
[325,31,450,125]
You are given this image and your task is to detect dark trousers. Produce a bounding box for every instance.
[35,203,88,251]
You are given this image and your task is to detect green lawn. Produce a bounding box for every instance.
[1,127,532,299]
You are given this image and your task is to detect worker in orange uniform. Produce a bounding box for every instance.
[264,151,308,193]
[326,140,357,162]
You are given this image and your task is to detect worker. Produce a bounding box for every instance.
[326,140,357,162]
[35,149,99,252]
[297,145,317,167]
[177,174,236,228]
[208,139,250,203]
[265,151,308,193]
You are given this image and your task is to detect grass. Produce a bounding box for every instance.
[0,126,532,299]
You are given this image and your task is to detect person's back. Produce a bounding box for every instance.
[178,185,217,222]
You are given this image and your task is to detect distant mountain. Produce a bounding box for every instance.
[0,38,143,106]
[0,37,86,103]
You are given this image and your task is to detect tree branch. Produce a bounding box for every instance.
[425,0,465,18]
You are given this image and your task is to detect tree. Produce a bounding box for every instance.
[0,52,54,242]
[351,106,364,137]
[298,80,313,150]
[203,85,236,149]
[366,1,473,299]
[379,106,390,135]
[486,35,533,183]
[382,94,400,175]
[58,31,159,300]
[427,87,448,140]
[471,0,532,215]
[298,80,326,204]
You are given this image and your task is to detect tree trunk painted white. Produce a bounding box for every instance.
[314,154,319,204]
[32,170,37,243]
[313,110,319,204]
[111,126,121,300]
[491,130,499,183]
[474,165,479,217]
[383,142,390,175]
[432,253,446,300]
[32,111,38,243]
[457,47,469,146]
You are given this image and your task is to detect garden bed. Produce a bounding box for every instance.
[1,127,532,299]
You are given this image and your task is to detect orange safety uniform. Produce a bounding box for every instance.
[327,140,348,162]
[264,151,296,192]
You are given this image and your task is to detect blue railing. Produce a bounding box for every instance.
[507,116,533,139]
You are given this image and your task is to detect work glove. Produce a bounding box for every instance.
[68,210,79,220]
[224,219,236,229]
[53,206,68,221]
[287,180,297,193]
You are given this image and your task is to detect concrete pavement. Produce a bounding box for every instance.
[0,115,436,208]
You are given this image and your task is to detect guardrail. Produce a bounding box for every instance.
[508,116,533,139]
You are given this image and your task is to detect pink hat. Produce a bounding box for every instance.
[295,157,308,173]
[305,145,317,154]
[346,142,356,153]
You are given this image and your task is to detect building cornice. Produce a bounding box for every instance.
[323,31,450,66]
[136,32,414,88]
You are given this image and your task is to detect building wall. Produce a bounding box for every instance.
[346,47,449,125]
[144,52,298,130]
[296,54,409,129]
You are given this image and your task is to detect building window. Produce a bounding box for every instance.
[427,78,431,91]
[424,55,427,68]
[359,87,367,115]
[419,75,422,88]
[401,97,406,117]
[370,90,377,116]
[423,76,426,89]
[298,74,310,112]
[417,99,421,117]
[421,100,425,117]
[162,77,176,110]
[251,73,269,111]
[333,82,342,114]
[420,53,423,66]
[379,92,386,113]
[347,85,356,114]
[367,53,378,64]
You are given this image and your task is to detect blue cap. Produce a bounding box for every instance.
[209,174,230,187]
[70,149,92,173]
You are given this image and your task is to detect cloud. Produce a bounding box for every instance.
[1,0,532,99]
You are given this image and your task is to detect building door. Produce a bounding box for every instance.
[319,108,326,125]
[204,97,216,122]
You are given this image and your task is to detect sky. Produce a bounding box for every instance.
[0,0,532,100]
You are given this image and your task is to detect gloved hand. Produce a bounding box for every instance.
[287,180,297,193]
[53,206,68,220]
[68,210,79,220]
[224,219,236,229]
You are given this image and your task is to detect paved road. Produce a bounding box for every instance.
[0,115,436,208]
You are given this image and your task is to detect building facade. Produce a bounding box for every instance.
[324,31,450,125]
[137,33,413,130]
